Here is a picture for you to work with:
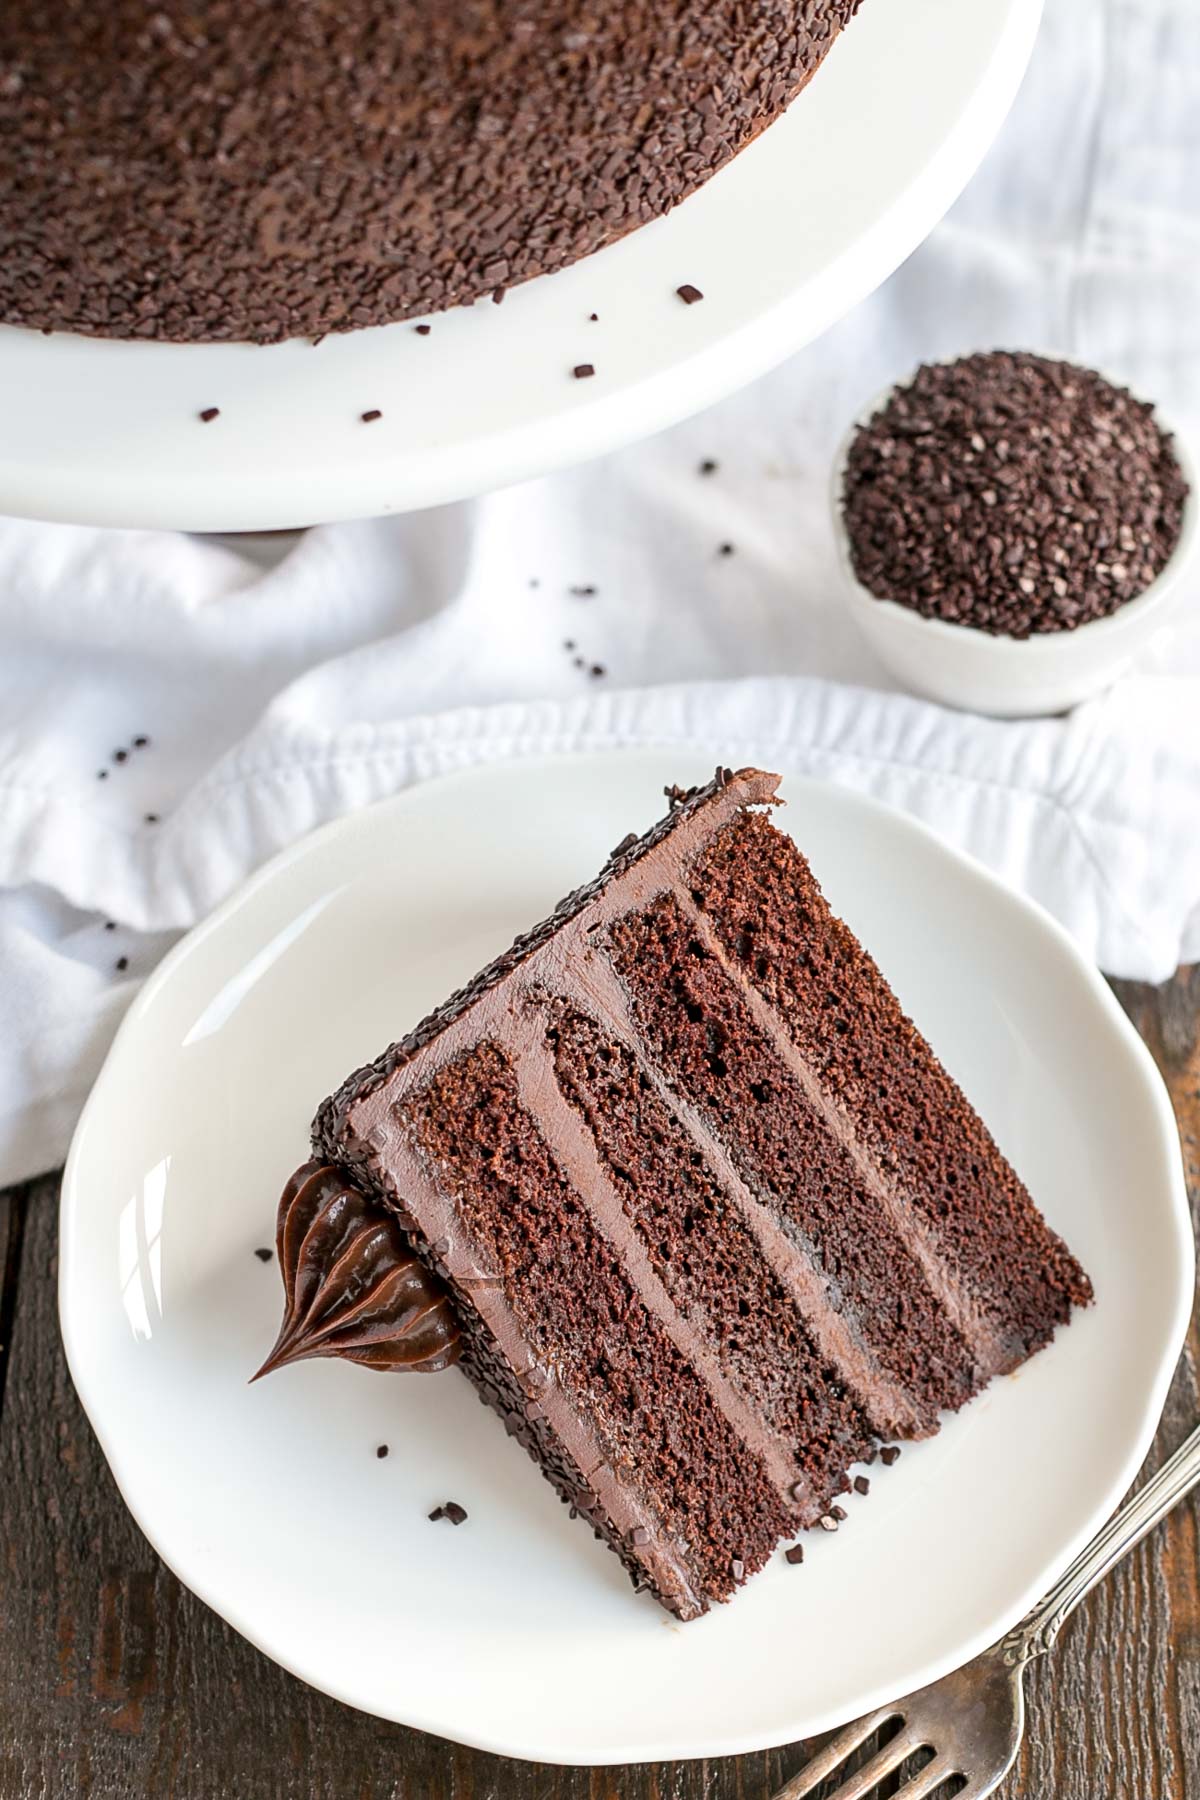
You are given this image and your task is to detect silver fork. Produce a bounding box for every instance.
[774,1421,1200,1800]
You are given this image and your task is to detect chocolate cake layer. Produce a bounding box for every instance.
[1,1,864,344]
[314,768,1091,1619]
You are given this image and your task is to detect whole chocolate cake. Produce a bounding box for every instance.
[258,770,1091,1620]
[0,1,865,344]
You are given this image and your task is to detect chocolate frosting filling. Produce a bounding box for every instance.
[253,1161,461,1379]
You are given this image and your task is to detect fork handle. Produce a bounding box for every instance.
[999,1421,1200,1668]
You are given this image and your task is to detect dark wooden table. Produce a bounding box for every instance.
[1,970,1197,1799]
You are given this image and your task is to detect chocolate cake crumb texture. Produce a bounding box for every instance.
[304,767,1090,1622]
[0,1,866,343]
[842,352,1189,637]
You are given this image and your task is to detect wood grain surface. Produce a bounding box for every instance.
[0,971,1196,1799]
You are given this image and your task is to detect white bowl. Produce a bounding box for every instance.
[831,366,1200,718]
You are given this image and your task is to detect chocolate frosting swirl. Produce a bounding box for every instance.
[252,1162,461,1379]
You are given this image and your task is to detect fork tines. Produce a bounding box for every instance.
[777,1706,962,1800]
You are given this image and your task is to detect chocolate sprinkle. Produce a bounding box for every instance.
[113,749,128,763]
[854,1475,870,1496]
[0,2,864,342]
[133,735,149,748]
[718,542,735,557]
[360,408,383,423]
[573,364,596,381]
[115,956,129,972]
[880,1445,901,1466]
[841,352,1189,638]
[144,813,159,825]
[676,283,704,305]
[103,921,116,931]
[376,1444,389,1459]
[415,325,432,337]
[699,458,719,476]
[589,312,599,322]
[831,1504,848,1522]
[198,407,220,423]
[589,663,606,679]
[253,1247,273,1263]
[784,1544,805,1565]
[443,1500,468,1525]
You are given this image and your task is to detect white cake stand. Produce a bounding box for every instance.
[0,0,1041,532]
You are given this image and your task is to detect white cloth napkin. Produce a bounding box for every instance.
[2,0,1199,1187]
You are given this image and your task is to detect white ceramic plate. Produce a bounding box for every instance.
[61,751,1192,1766]
[3,0,1040,532]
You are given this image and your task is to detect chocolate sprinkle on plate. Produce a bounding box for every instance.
[198,407,220,423]
[103,921,116,931]
[133,735,149,748]
[113,749,127,763]
[841,352,1189,638]
[699,458,719,476]
[360,408,383,423]
[880,1444,901,1466]
[430,1500,468,1525]
[589,663,606,679]
[115,956,128,972]
[376,1444,389,1459]
[589,312,599,323]
[144,813,159,825]
[573,364,595,381]
[718,542,735,557]
[253,1247,273,1263]
[415,324,431,337]
[676,283,704,305]
[831,1504,848,1522]
[854,1475,870,1496]
[784,1544,805,1565]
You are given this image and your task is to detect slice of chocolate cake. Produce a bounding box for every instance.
[265,769,1091,1621]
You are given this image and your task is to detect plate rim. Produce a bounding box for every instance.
[60,749,1194,1764]
[2,0,1043,531]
